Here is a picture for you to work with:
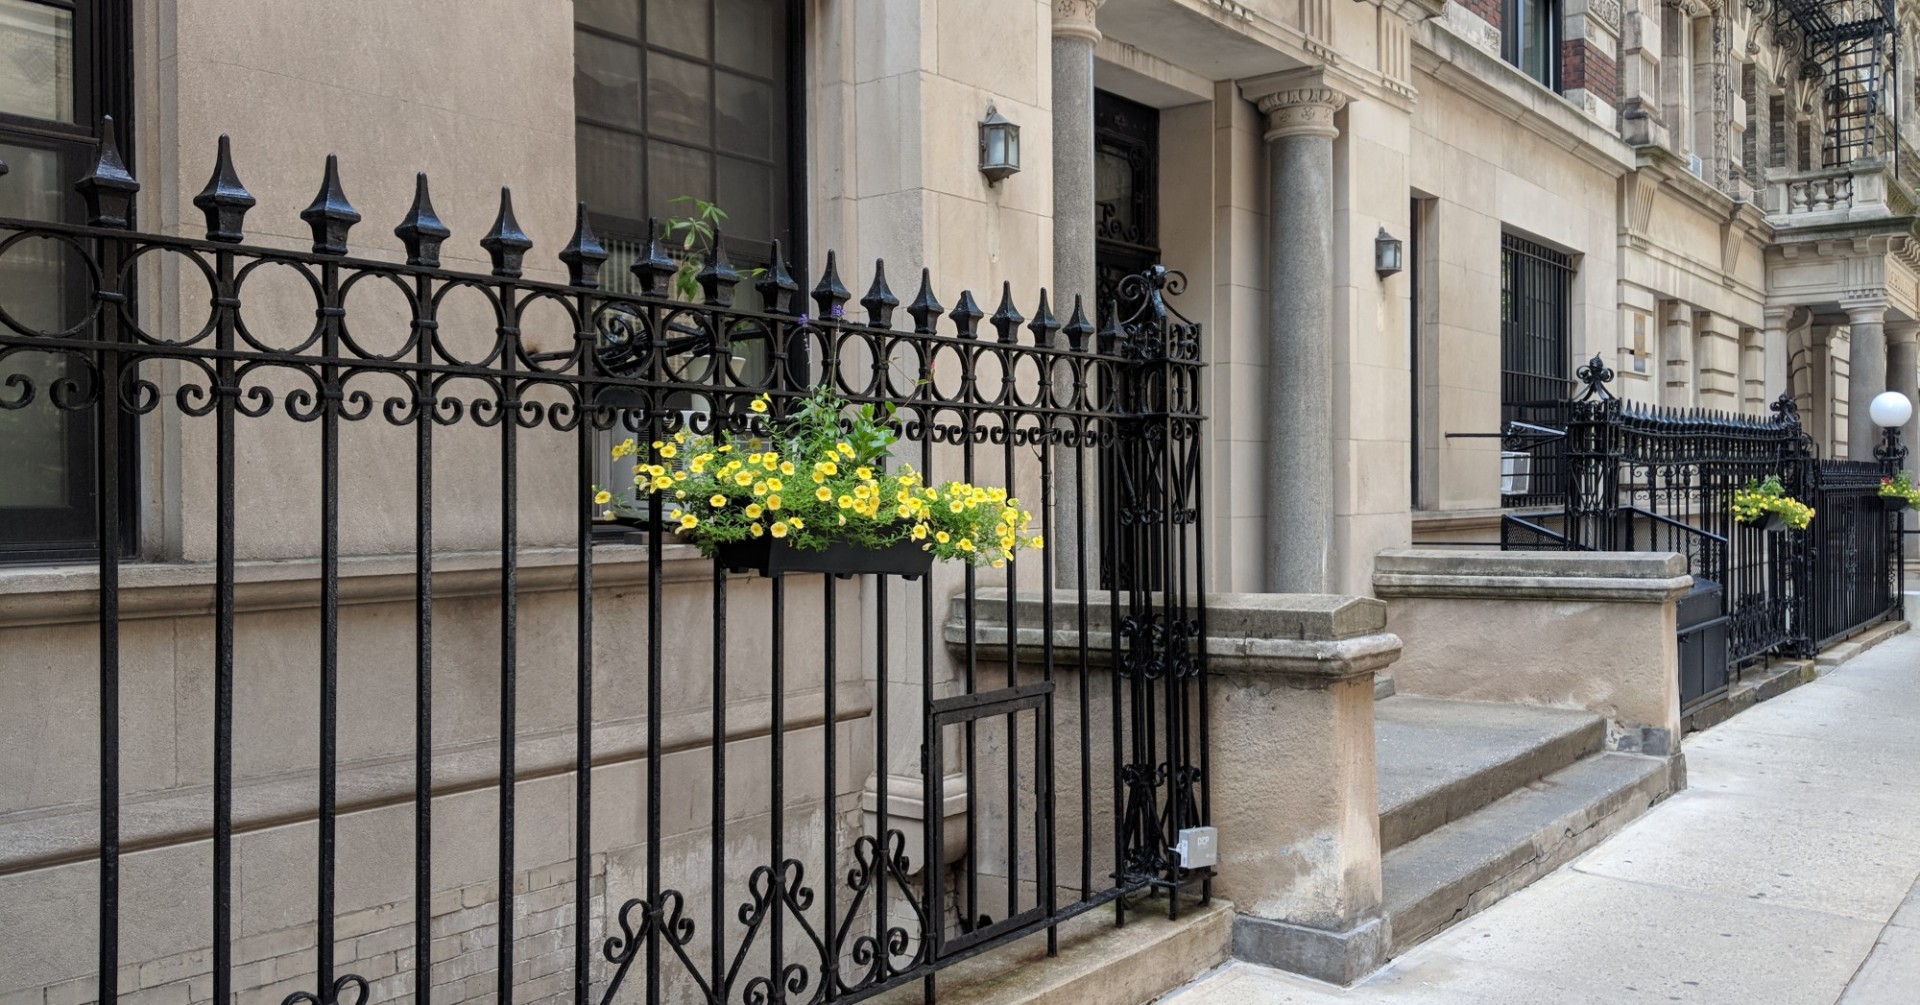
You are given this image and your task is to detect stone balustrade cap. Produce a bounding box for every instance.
[1373,549,1693,602]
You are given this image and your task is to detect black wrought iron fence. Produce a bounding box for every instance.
[0,125,1209,1005]
[1540,356,1902,709]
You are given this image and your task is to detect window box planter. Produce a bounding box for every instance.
[1885,497,1911,513]
[714,537,933,579]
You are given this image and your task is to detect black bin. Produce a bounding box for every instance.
[1676,578,1728,710]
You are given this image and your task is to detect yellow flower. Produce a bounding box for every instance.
[816,486,834,502]
[817,460,838,476]
[767,494,783,510]
[749,523,765,537]
[991,559,1005,569]
[679,514,699,530]
[779,461,795,475]
[652,476,673,491]
[1031,535,1045,549]
[949,501,965,513]
[710,494,727,507]
[675,490,687,499]
[745,503,764,518]
[838,495,855,509]
[911,524,928,540]
[936,530,951,544]
[767,477,783,492]
[762,454,779,471]
[594,489,612,505]
[856,466,872,480]
[771,521,789,538]
[750,398,769,413]
[837,442,855,458]
[753,481,768,496]
[959,538,975,553]
[735,471,754,486]
[854,484,871,500]
[651,440,664,450]
[659,444,677,459]
[612,439,636,459]
[673,431,687,443]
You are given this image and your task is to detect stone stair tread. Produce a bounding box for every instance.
[1381,751,1673,956]
[1376,696,1606,852]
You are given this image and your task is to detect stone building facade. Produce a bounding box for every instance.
[1,0,1915,1003]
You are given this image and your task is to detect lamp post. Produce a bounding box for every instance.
[1870,390,1912,615]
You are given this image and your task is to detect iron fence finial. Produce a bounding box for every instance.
[949,289,984,339]
[76,115,138,229]
[559,202,608,289]
[1575,353,1616,401]
[756,240,798,315]
[695,228,739,306]
[810,250,850,319]
[193,134,256,244]
[300,154,360,257]
[479,187,532,278]
[989,281,1024,344]
[395,173,450,268]
[1062,295,1093,351]
[861,259,899,329]
[631,218,676,295]
[1028,289,1060,347]
[906,268,943,335]
[1097,302,1124,354]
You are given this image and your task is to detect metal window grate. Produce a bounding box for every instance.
[1499,233,1574,507]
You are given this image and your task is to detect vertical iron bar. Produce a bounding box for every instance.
[95,228,126,1005]
[1040,417,1058,955]
[822,576,838,1001]
[317,258,343,994]
[497,293,521,1005]
[874,580,891,975]
[772,576,787,997]
[573,320,595,1005]
[709,560,726,1003]
[1002,410,1019,923]
[1075,411,1091,903]
[412,274,436,1005]
[645,415,664,1005]
[213,245,238,1005]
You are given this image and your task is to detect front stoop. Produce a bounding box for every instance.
[877,900,1231,1005]
[1381,750,1681,956]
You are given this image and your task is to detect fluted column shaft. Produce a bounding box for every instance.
[1847,302,1888,460]
[1051,0,1101,587]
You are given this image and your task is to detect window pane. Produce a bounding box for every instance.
[648,53,711,145]
[575,31,644,129]
[576,0,640,36]
[579,125,648,222]
[0,143,74,507]
[715,72,771,159]
[0,0,75,123]
[646,0,710,56]
[648,141,711,221]
[715,0,775,74]
[716,157,772,244]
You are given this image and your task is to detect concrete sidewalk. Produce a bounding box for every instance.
[1165,622,1920,1005]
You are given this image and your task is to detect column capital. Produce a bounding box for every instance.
[1242,69,1351,141]
[1844,300,1888,326]
[1888,319,1920,345]
[1762,304,1794,326]
[1051,0,1104,43]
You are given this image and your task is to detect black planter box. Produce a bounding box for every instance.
[1884,496,1911,512]
[714,537,933,579]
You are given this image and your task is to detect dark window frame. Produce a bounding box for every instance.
[0,0,136,563]
[1501,0,1561,91]
[572,0,807,286]
[1499,232,1575,508]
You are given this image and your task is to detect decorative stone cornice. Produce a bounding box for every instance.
[1255,88,1347,141]
[1052,0,1103,43]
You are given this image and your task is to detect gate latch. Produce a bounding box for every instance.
[1171,826,1218,869]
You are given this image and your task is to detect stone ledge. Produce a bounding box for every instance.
[946,589,1399,681]
[1231,914,1385,987]
[1373,549,1692,602]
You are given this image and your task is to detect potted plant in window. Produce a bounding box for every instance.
[1878,471,1920,512]
[594,386,1042,578]
[1731,475,1816,532]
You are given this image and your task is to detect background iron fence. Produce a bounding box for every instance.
[0,126,1209,1005]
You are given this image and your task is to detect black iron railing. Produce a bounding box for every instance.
[1536,355,1901,709]
[0,125,1209,1005]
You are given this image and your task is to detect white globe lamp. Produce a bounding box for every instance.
[1869,391,1913,430]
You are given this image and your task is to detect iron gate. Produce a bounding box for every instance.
[0,128,1209,1005]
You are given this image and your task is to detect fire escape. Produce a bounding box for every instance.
[1771,0,1898,168]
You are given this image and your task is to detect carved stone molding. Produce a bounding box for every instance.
[1053,0,1104,43]
[1586,0,1622,34]
[1257,89,1347,141]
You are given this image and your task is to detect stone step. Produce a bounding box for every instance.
[1376,696,1606,853]
[865,899,1231,1005]
[1381,751,1678,958]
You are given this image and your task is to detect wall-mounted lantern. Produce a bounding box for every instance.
[979,104,1020,186]
[1374,227,1404,276]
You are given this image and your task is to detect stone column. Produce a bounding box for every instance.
[1051,0,1101,587]
[1889,319,1920,468]
[1847,301,1888,460]
[1661,301,1694,408]
[1762,305,1791,405]
[1739,327,1765,414]
[1253,82,1347,593]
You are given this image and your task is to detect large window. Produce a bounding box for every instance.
[573,0,803,302]
[0,0,132,561]
[1500,233,1574,507]
[1503,0,1559,89]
